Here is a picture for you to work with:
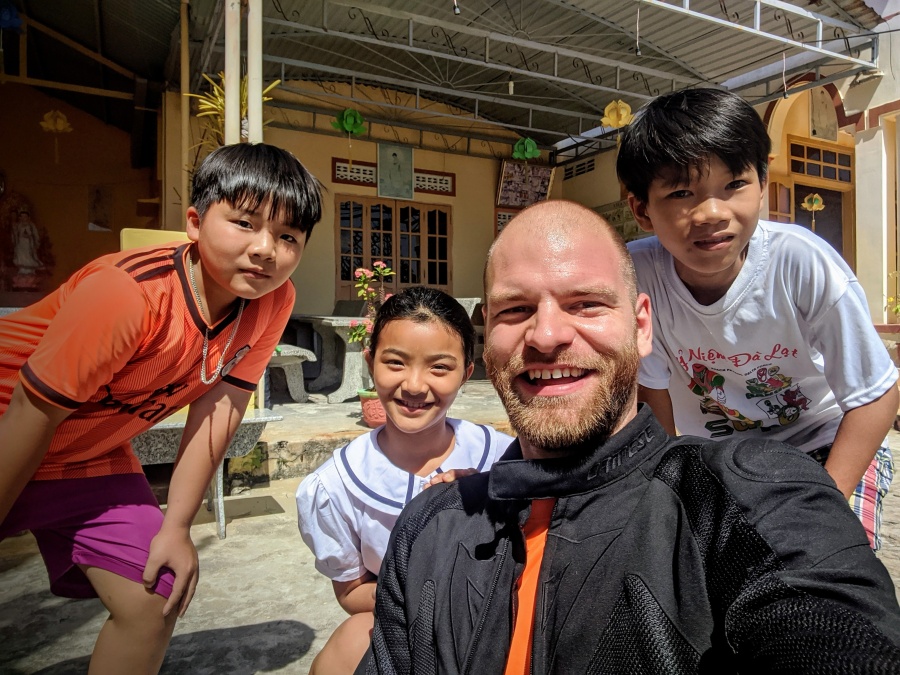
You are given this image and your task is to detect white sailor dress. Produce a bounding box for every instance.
[296,418,513,582]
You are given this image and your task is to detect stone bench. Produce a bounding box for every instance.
[267,344,317,403]
[131,408,282,539]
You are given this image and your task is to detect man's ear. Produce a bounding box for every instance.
[634,292,653,359]
[628,194,655,233]
[185,206,201,242]
[758,176,768,210]
[364,348,374,375]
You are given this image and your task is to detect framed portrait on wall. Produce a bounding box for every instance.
[496,160,555,208]
[378,143,414,200]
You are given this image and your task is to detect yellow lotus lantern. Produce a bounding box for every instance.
[40,110,73,164]
[800,193,825,229]
[602,100,634,129]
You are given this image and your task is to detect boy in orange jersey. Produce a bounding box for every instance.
[0,143,322,673]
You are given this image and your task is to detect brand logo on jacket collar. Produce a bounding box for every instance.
[588,427,655,479]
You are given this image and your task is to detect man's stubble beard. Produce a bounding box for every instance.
[485,337,640,455]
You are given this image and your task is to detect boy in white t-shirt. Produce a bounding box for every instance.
[617,87,898,549]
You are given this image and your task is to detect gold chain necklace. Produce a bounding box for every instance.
[188,253,244,385]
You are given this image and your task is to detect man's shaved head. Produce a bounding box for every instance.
[484,200,637,304]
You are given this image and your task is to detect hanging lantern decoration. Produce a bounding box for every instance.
[602,100,634,129]
[602,99,634,148]
[800,193,825,229]
[512,137,540,161]
[331,108,367,169]
[40,110,73,164]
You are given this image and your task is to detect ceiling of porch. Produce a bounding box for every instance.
[0,0,888,163]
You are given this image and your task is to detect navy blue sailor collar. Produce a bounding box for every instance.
[488,405,669,501]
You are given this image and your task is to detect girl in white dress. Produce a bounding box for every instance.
[296,286,513,674]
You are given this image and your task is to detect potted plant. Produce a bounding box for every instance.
[348,261,395,427]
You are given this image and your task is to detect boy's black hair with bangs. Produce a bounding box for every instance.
[191,143,323,241]
[616,88,771,204]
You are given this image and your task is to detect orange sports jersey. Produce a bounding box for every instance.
[0,242,294,480]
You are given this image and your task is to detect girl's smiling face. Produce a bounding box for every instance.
[367,318,473,436]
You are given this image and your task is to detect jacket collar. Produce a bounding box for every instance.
[488,405,668,501]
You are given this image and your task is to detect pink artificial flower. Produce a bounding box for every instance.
[365,320,374,334]
[350,320,359,327]
[373,261,387,269]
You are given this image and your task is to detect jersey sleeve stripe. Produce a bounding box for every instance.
[20,363,81,409]
[133,266,174,283]
[123,255,176,274]
[114,246,176,268]
[222,374,256,391]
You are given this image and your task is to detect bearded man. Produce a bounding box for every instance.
[357,201,900,674]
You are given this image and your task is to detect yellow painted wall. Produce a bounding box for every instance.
[559,149,621,208]
[162,91,512,314]
[0,83,157,294]
[767,90,855,178]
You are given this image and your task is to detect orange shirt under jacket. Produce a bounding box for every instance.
[0,243,294,480]
[504,498,556,675]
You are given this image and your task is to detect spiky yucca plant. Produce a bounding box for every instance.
[185,72,281,150]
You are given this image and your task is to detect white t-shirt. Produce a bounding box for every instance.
[628,220,897,452]
[296,418,514,582]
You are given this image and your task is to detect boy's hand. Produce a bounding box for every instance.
[143,525,199,618]
[423,468,477,490]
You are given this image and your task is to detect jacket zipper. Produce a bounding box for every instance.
[530,499,559,675]
[462,537,510,675]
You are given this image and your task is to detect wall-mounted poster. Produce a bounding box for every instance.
[378,143,414,200]
[496,160,555,208]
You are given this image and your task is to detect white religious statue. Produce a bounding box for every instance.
[12,206,45,274]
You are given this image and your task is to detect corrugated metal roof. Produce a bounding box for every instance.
[2,0,886,157]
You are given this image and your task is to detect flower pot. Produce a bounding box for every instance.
[359,389,386,428]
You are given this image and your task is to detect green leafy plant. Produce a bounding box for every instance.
[348,261,395,352]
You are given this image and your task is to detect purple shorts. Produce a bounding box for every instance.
[0,473,175,599]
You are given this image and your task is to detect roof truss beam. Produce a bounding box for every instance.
[265,16,657,101]
[269,90,602,148]
[253,52,606,138]
[538,0,710,81]
[321,0,702,83]
[639,0,877,70]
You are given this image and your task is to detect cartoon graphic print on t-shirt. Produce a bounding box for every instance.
[687,362,810,439]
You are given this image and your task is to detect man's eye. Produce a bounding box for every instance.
[727,180,749,190]
[281,233,298,244]
[666,190,691,199]
[237,219,253,228]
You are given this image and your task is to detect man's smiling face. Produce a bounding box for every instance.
[483,203,652,459]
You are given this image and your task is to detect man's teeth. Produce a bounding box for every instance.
[527,367,585,380]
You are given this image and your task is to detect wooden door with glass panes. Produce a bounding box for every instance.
[335,196,451,300]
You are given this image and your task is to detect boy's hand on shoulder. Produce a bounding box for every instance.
[144,525,199,618]
[423,467,477,490]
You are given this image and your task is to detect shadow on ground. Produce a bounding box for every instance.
[19,620,315,675]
